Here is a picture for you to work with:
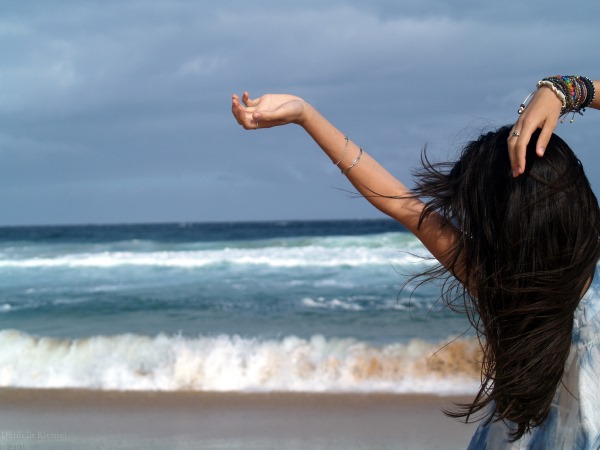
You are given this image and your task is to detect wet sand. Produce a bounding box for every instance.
[0,388,477,449]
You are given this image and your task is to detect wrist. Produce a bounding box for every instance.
[296,101,314,127]
[536,85,564,109]
[537,76,596,119]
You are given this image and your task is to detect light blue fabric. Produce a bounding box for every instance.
[467,274,600,450]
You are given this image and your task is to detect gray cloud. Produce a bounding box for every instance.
[1,0,599,224]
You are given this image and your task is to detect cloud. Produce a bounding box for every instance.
[1,0,600,224]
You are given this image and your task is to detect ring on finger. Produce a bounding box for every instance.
[511,130,521,137]
[255,119,260,129]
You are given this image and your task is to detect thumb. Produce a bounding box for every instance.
[253,109,280,122]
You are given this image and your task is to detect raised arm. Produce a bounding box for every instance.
[231,92,459,266]
[508,77,599,177]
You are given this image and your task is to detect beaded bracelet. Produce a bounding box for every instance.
[580,76,596,108]
[342,147,363,175]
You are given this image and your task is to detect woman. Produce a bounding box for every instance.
[231,76,600,449]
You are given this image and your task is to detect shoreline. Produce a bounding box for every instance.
[0,388,477,449]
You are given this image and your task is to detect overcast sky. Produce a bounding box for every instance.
[2,0,600,225]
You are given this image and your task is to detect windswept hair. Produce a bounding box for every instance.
[413,125,600,440]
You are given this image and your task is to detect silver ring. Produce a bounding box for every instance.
[255,119,259,130]
[512,130,520,137]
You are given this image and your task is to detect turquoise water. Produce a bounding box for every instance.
[0,219,476,393]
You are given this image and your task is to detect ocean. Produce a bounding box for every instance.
[0,219,479,395]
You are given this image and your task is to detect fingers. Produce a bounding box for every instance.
[231,94,243,125]
[242,91,260,107]
[251,104,290,124]
[508,118,556,176]
[508,87,563,176]
[508,141,526,178]
[231,94,246,125]
[535,124,554,157]
[509,117,543,177]
[508,117,560,177]
[508,121,528,177]
[231,93,260,130]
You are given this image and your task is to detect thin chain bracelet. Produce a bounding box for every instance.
[342,147,363,175]
[333,135,349,167]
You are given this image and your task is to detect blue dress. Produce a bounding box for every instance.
[467,276,600,450]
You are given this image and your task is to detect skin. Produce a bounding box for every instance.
[231,91,460,271]
[231,79,598,273]
[508,80,600,177]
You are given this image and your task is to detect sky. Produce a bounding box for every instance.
[1,0,600,226]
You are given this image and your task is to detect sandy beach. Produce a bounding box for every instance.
[0,388,477,449]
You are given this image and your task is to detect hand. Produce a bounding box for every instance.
[231,91,307,130]
[508,86,563,177]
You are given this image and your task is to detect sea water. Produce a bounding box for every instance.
[0,219,479,394]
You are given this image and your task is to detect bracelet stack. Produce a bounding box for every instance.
[539,76,595,119]
[519,75,595,123]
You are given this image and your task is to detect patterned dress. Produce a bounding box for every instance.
[467,274,600,450]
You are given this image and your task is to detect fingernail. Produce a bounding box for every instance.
[512,169,519,177]
[538,147,545,156]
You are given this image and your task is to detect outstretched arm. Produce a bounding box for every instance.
[231,92,459,267]
[508,79,599,177]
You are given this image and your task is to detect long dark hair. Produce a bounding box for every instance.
[413,125,600,440]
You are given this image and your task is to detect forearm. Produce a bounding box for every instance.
[300,103,459,267]
[592,80,600,110]
[232,91,460,271]
[300,103,425,232]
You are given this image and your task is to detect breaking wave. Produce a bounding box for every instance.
[0,330,480,395]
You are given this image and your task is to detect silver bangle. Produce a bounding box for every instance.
[518,91,535,114]
[333,135,349,167]
[342,147,363,175]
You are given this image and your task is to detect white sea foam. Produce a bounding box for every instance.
[0,246,433,269]
[0,330,479,394]
[301,297,365,311]
[0,233,435,270]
